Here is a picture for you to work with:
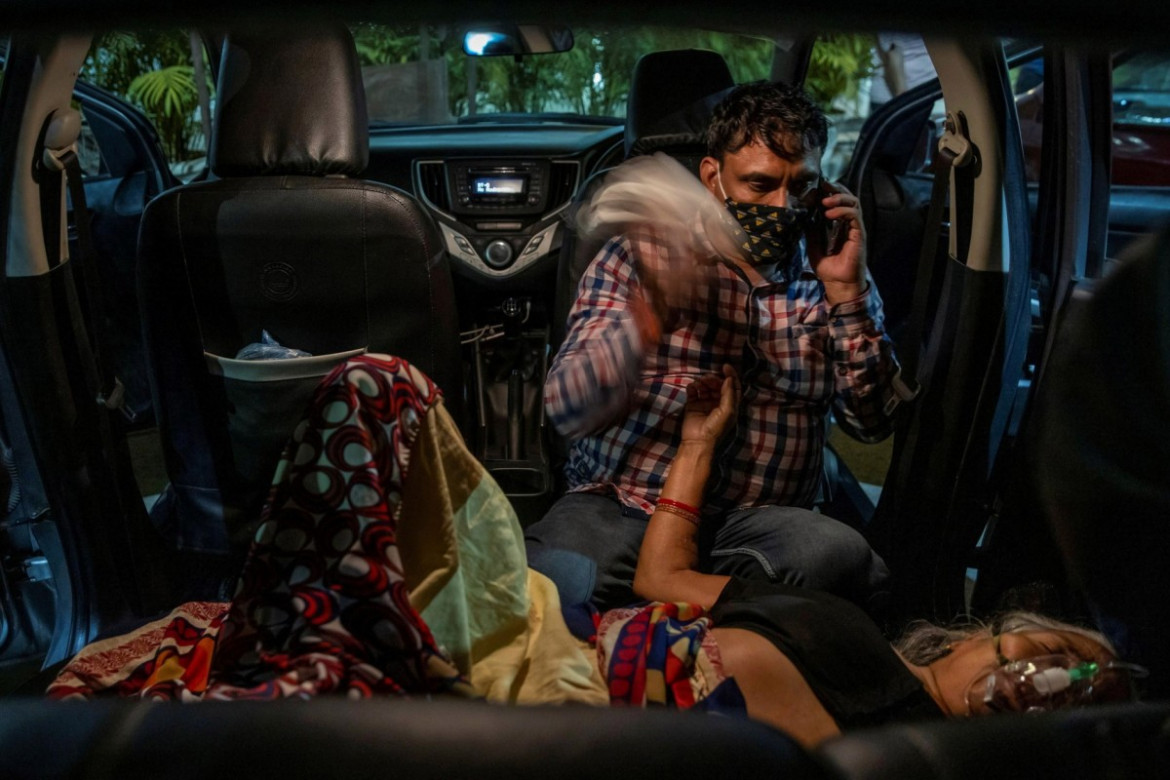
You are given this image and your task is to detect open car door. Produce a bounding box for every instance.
[848,39,1037,622]
[0,34,178,691]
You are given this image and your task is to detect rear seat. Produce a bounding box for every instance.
[3,698,1168,778]
[0,699,821,779]
[818,702,1170,779]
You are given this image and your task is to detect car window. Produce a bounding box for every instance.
[1009,52,1044,183]
[74,107,105,177]
[1113,51,1170,124]
[806,33,938,181]
[1013,48,1170,188]
[79,31,215,181]
[1111,51,1170,187]
[352,23,776,125]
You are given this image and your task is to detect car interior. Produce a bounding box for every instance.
[1,3,1169,776]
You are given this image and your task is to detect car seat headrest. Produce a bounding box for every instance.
[212,25,369,178]
[624,49,735,161]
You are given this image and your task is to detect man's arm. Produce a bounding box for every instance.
[825,278,903,442]
[810,185,903,441]
[545,236,654,440]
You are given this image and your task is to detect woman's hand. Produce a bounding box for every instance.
[635,364,738,607]
[681,364,739,447]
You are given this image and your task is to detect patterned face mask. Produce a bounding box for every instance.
[717,168,810,268]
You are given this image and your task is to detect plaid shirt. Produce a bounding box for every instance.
[546,226,903,518]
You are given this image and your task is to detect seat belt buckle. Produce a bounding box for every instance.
[938,112,975,168]
[890,367,920,410]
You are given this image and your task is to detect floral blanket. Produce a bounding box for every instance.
[48,355,605,704]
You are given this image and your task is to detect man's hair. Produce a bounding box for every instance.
[706,81,829,161]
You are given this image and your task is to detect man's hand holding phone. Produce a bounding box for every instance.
[806,181,868,305]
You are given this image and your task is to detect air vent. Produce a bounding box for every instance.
[546,161,580,211]
[416,161,448,210]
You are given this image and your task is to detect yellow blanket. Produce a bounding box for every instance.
[400,402,607,704]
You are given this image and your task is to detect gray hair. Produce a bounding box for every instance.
[894,611,1116,666]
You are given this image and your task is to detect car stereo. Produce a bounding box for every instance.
[450,160,548,215]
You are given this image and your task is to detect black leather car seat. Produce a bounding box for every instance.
[137,26,461,570]
[624,48,738,172]
[551,48,735,352]
[1036,222,1170,698]
[0,698,824,780]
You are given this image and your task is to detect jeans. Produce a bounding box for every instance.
[524,492,889,613]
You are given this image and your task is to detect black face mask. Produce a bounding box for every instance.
[716,170,810,268]
[723,198,809,267]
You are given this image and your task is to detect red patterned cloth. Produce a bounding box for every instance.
[49,355,470,701]
[596,601,726,709]
[46,601,226,700]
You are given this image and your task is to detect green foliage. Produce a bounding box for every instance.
[129,65,196,116]
[82,30,207,161]
[352,22,429,65]
[353,24,775,120]
[128,65,197,159]
[79,26,867,155]
[805,34,876,109]
[469,27,773,117]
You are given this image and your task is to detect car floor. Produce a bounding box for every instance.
[828,426,893,488]
[127,429,167,498]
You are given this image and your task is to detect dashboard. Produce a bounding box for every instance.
[366,122,623,286]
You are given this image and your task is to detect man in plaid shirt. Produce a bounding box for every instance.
[526,83,904,612]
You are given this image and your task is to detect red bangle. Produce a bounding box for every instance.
[656,497,701,516]
[657,504,700,526]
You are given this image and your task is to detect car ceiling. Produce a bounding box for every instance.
[0,0,1165,48]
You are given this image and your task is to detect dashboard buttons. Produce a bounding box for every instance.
[438,217,559,279]
[484,239,514,269]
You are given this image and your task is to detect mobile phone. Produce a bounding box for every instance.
[806,183,847,256]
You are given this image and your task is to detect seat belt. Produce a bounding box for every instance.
[875,111,978,557]
[40,109,129,418]
[897,111,975,398]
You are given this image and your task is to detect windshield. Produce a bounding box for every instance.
[352,24,777,125]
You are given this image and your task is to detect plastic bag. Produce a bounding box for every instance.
[235,330,312,360]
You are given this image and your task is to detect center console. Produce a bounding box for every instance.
[415,157,578,280]
[414,157,579,519]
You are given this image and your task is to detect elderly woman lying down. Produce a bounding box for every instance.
[48,356,1141,747]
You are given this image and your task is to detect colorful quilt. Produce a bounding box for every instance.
[597,602,726,710]
[48,355,605,704]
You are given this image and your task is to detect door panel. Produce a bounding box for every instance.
[1107,186,1170,258]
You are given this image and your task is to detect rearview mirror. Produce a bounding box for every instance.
[463,25,574,56]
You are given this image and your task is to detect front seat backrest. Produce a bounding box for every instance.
[138,25,461,563]
[552,48,735,353]
[624,48,736,168]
